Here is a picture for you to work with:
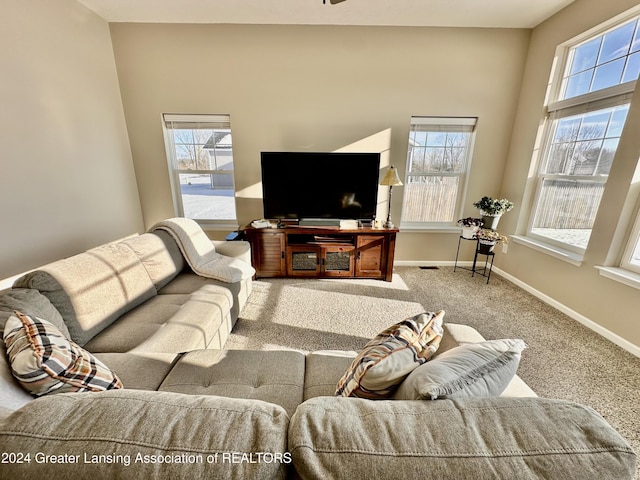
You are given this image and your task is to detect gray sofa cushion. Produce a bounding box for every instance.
[0,288,70,338]
[0,341,32,417]
[159,349,305,417]
[13,243,156,346]
[83,285,231,354]
[0,390,290,480]
[92,352,179,391]
[120,231,186,290]
[303,350,356,401]
[158,271,250,323]
[289,396,637,480]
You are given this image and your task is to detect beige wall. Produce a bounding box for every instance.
[0,0,144,280]
[499,0,640,349]
[110,23,529,240]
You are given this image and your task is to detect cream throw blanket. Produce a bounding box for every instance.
[150,218,255,283]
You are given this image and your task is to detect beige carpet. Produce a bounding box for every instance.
[228,266,640,476]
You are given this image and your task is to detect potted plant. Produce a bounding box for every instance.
[472,196,514,230]
[457,217,484,239]
[475,228,509,254]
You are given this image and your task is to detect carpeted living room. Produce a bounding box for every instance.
[2,0,640,479]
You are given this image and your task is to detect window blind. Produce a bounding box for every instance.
[409,116,477,133]
[163,114,230,130]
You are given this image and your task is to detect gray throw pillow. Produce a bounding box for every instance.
[0,288,69,338]
[393,338,526,400]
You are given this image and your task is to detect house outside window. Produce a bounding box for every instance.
[400,117,476,228]
[163,114,237,227]
[529,15,640,252]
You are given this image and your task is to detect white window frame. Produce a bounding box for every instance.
[399,116,477,230]
[621,206,640,274]
[527,13,639,255]
[162,114,238,229]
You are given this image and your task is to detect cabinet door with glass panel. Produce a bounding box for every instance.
[287,244,354,278]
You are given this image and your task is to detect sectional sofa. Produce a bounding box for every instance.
[0,221,636,480]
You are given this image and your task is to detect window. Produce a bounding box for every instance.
[529,16,639,251]
[163,114,237,226]
[531,104,630,249]
[561,21,640,99]
[400,117,476,227]
[622,212,640,274]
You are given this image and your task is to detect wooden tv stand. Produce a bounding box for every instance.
[242,224,397,282]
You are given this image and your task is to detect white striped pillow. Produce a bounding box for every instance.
[3,311,122,396]
[335,311,445,399]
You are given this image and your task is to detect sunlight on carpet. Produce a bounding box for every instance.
[227,273,427,353]
[319,274,410,290]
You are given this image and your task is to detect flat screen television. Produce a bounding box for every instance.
[261,152,381,221]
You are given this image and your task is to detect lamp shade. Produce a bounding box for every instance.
[380,166,403,187]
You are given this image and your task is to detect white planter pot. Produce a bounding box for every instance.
[461,226,478,239]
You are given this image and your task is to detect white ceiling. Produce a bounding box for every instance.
[75,0,576,29]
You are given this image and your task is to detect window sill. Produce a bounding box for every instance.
[594,266,640,290]
[511,235,584,266]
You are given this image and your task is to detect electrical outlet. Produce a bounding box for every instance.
[502,243,508,254]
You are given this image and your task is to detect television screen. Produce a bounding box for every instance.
[261,152,381,221]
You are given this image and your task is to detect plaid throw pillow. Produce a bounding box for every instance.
[335,311,444,399]
[3,310,123,396]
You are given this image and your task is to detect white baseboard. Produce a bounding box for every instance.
[395,260,640,358]
[396,260,461,267]
[494,266,640,358]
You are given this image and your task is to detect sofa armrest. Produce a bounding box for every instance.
[0,390,290,480]
[212,240,251,264]
[289,396,636,480]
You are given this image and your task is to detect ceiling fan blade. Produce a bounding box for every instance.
[330,0,347,3]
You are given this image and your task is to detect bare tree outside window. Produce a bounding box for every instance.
[531,105,629,248]
[173,129,216,170]
[401,118,476,225]
[163,115,237,224]
[529,16,638,252]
